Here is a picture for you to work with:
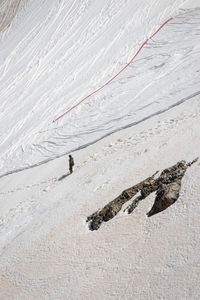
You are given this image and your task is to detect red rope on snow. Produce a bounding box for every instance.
[54,17,173,122]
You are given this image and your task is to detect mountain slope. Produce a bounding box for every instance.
[0,0,199,175]
[0,1,200,299]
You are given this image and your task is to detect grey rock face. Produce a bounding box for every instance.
[0,0,28,33]
[87,158,198,230]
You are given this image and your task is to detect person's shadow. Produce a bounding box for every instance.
[58,173,70,181]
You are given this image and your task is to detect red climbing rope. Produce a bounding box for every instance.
[54,17,173,122]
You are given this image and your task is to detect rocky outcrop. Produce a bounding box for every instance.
[87,158,198,230]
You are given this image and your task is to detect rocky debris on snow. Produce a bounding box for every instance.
[87,158,198,230]
[87,171,159,230]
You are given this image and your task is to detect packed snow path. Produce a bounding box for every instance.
[0,1,200,176]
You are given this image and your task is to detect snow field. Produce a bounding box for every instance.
[0,0,200,299]
[0,1,199,175]
[0,95,200,299]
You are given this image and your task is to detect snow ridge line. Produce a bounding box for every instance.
[54,17,173,122]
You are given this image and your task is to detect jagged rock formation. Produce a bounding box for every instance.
[87,158,198,230]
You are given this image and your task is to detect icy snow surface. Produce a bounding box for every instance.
[0,0,200,299]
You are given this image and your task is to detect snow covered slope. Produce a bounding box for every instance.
[0,95,200,300]
[0,0,200,175]
[0,0,200,299]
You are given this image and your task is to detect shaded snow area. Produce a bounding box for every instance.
[0,0,200,299]
[0,0,27,33]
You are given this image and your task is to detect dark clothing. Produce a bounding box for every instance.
[69,165,73,174]
[69,156,74,174]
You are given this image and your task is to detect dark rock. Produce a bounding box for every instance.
[86,158,198,230]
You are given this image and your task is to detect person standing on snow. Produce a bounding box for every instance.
[69,154,74,174]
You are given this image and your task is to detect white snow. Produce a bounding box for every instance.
[0,0,200,299]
